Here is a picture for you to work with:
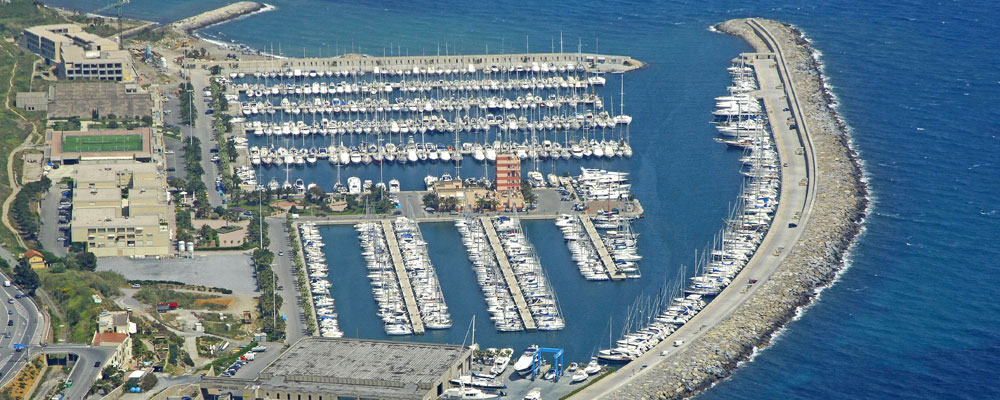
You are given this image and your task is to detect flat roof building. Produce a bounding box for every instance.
[21,24,137,83]
[200,337,475,400]
[46,127,153,164]
[70,164,171,257]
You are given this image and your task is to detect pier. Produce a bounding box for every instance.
[570,18,821,399]
[214,52,643,75]
[479,216,537,331]
[381,219,425,335]
[580,215,625,280]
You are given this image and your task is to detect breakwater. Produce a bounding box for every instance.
[169,1,268,34]
[597,18,868,399]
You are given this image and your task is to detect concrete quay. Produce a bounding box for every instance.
[214,52,643,75]
[381,219,426,335]
[479,216,537,331]
[580,215,625,280]
[572,18,867,400]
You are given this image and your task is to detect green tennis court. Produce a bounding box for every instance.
[62,134,143,153]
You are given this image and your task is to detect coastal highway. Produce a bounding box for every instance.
[0,272,43,390]
[571,19,817,399]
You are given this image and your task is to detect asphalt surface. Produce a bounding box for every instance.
[98,253,255,293]
[39,182,70,258]
[265,217,308,344]
[39,345,115,400]
[569,22,818,399]
[0,280,40,388]
[187,68,224,208]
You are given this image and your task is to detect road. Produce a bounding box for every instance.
[186,68,224,208]
[569,19,818,399]
[265,217,308,344]
[0,281,41,388]
[39,345,115,400]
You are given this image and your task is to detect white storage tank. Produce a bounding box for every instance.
[186,242,194,253]
[177,240,185,252]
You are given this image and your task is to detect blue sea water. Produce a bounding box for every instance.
[45,0,1000,398]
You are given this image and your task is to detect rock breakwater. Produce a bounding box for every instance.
[604,18,868,400]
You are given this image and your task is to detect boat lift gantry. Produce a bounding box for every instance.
[531,347,564,380]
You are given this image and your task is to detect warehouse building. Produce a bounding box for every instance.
[200,337,475,400]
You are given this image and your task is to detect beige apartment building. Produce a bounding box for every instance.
[21,23,137,82]
[71,164,171,257]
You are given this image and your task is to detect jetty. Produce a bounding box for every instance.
[215,51,643,75]
[381,219,425,335]
[580,215,625,280]
[570,18,868,399]
[479,216,537,331]
[169,1,267,34]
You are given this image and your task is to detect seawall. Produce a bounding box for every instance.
[169,1,268,34]
[602,18,868,399]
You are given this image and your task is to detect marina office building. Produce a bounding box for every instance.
[70,164,171,257]
[200,337,474,400]
[20,23,137,83]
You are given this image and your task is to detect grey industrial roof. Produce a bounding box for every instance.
[254,337,470,398]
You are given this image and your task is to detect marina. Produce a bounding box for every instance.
[479,216,537,331]
[381,218,426,335]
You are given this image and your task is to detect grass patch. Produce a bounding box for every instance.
[39,270,126,343]
[134,286,227,311]
[62,134,142,152]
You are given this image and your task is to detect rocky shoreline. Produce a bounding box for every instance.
[606,18,868,399]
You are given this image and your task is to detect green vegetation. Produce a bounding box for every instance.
[0,1,66,37]
[178,82,195,126]
[51,116,81,131]
[422,192,459,212]
[12,257,40,294]
[204,341,257,375]
[521,178,538,205]
[252,245,284,340]
[286,216,316,335]
[129,27,167,44]
[61,134,143,152]
[39,270,127,343]
[133,286,227,311]
[10,176,49,245]
[559,367,617,400]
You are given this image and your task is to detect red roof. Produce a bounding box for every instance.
[23,250,43,259]
[93,331,128,346]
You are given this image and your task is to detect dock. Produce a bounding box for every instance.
[580,215,625,280]
[478,216,537,331]
[380,219,425,335]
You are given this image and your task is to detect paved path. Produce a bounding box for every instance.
[265,217,307,343]
[580,215,624,280]
[185,69,223,208]
[478,216,536,331]
[569,19,817,399]
[380,219,424,335]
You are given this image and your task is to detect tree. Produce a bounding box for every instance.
[75,252,97,271]
[209,65,223,75]
[307,186,327,203]
[13,258,40,295]
[422,193,441,211]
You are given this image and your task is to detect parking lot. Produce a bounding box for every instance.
[98,252,257,293]
[39,181,72,257]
